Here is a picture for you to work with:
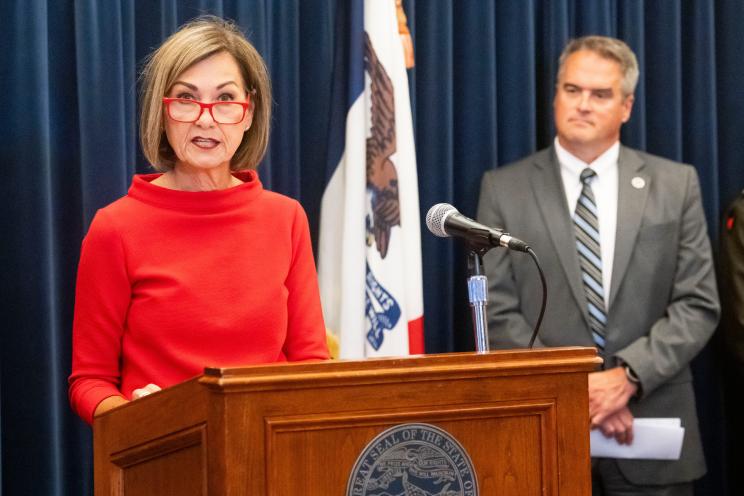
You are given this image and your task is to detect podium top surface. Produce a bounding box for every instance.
[199,346,601,391]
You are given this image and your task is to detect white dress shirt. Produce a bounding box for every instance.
[555,137,619,307]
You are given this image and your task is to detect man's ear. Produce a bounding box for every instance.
[621,94,635,123]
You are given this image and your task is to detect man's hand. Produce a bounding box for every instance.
[588,367,638,425]
[593,406,635,445]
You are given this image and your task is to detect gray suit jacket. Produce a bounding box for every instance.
[477,145,719,485]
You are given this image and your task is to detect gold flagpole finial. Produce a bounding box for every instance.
[396,0,415,68]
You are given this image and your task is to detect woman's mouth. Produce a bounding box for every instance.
[191,137,220,149]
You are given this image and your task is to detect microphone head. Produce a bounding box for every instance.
[426,203,458,237]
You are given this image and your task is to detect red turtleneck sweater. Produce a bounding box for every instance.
[69,171,328,424]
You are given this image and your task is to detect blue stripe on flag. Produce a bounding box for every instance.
[325,0,365,181]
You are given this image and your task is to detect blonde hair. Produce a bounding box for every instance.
[558,35,639,98]
[139,16,271,171]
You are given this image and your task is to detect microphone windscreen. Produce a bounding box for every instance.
[426,203,457,237]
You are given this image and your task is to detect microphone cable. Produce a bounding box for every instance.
[526,247,547,349]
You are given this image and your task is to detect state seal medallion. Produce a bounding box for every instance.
[346,423,478,496]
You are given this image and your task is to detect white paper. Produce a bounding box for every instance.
[590,418,685,460]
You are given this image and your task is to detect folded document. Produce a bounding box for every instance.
[590,418,684,460]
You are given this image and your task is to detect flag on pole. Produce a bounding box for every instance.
[318,0,424,359]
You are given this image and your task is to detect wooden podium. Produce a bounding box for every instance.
[94,347,600,495]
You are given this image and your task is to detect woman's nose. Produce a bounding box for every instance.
[195,106,216,127]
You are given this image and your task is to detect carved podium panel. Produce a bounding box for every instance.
[94,347,600,495]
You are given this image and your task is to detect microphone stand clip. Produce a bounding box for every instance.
[466,245,490,353]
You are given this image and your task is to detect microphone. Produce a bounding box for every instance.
[425,203,529,252]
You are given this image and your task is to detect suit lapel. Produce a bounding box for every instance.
[530,148,589,326]
[609,146,649,309]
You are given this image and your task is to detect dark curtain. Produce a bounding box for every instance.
[2,1,741,494]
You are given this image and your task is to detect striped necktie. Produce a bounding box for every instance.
[574,168,607,350]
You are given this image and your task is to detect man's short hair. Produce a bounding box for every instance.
[557,36,639,98]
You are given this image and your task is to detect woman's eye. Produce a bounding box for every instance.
[218,93,235,101]
[176,93,196,100]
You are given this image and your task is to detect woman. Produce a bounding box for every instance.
[69,17,329,425]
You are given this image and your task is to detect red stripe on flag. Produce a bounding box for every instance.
[407,317,425,354]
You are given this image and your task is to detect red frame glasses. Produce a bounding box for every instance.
[162,96,252,124]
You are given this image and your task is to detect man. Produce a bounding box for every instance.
[477,36,719,495]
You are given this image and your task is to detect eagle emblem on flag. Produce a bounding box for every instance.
[364,32,400,259]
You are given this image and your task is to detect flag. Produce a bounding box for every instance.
[318,0,424,359]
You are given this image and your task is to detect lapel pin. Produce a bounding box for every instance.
[631,176,645,189]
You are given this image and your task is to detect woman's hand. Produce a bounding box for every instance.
[131,383,162,399]
[93,395,128,418]
[92,384,162,419]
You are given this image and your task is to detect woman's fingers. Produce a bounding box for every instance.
[131,383,162,399]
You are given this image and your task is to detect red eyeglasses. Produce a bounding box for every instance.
[162,96,252,124]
